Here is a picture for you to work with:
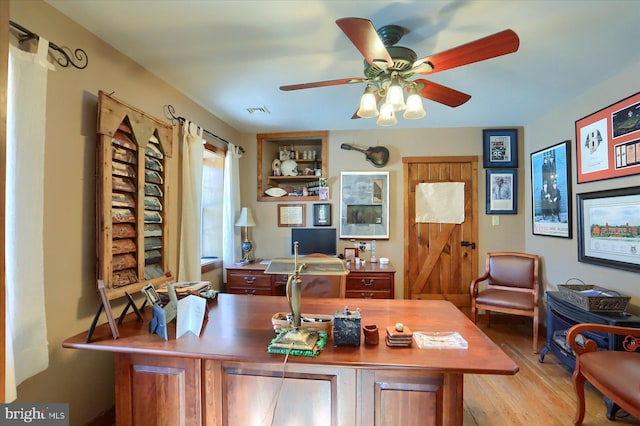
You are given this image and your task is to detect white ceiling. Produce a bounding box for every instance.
[46,0,640,134]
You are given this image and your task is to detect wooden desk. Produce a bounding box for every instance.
[226,261,396,298]
[63,295,517,425]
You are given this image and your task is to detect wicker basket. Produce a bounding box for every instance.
[557,284,630,313]
[272,312,333,337]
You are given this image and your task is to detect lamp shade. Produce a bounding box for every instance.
[356,86,379,118]
[403,91,426,119]
[376,103,397,126]
[235,207,256,227]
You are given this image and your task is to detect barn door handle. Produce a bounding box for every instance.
[461,241,476,249]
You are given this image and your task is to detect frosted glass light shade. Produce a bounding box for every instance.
[403,92,426,119]
[386,83,406,111]
[376,103,397,126]
[356,91,378,118]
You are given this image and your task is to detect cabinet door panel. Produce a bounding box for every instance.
[210,362,356,426]
[116,354,201,425]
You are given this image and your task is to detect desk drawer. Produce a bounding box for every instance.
[227,271,271,288]
[346,290,392,299]
[228,287,272,296]
[346,275,392,292]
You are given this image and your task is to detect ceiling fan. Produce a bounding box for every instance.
[280,17,520,125]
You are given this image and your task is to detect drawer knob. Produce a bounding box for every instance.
[243,276,256,284]
[360,292,374,299]
[244,289,256,295]
[360,278,374,287]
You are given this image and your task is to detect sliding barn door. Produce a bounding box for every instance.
[403,157,478,311]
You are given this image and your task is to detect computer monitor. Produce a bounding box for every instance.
[291,228,337,256]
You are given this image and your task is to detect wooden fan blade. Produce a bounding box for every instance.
[414,29,520,75]
[280,77,366,91]
[336,17,393,68]
[415,79,471,107]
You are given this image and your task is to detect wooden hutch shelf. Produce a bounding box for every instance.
[257,131,327,202]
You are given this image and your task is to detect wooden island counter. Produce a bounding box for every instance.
[63,294,518,425]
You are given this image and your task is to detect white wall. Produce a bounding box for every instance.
[525,62,640,314]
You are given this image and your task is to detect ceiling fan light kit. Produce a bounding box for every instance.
[280,17,520,127]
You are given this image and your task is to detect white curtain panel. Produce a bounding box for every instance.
[5,38,54,402]
[178,121,205,282]
[222,144,242,273]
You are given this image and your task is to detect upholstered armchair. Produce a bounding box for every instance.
[566,323,640,425]
[470,251,540,352]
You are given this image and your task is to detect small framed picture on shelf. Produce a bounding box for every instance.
[313,203,331,226]
[344,247,358,261]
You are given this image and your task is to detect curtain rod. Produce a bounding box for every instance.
[9,20,88,69]
[164,105,245,154]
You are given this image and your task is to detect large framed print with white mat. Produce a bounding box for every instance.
[339,171,389,239]
[577,187,640,272]
[531,140,572,238]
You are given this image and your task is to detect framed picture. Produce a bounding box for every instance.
[339,171,389,239]
[344,247,358,261]
[277,204,305,227]
[576,91,640,183]
[530,140,572,238]
[486,169,517,214]
[313,203,331,226]
[577,187,640,272]
[483,129,518,168]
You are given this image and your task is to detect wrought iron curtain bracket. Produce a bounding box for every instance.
[9,20,88,69]
[164,104,245,154]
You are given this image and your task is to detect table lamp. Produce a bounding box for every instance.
[265,242,349,351]
[235,207,256,263]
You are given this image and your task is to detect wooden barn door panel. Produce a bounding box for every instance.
[403,157,478,310]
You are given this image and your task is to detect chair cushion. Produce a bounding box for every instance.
[488,255,535,289]
[580,351,640,411]
[475,288,534,311]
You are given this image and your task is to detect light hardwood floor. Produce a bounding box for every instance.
[464,315,639,426]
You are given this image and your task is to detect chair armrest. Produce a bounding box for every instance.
[470,272,490,296]
[567,323,640,355]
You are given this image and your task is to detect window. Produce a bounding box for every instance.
[201,143,225,271]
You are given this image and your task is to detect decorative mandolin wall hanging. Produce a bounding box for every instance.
[341,143,390,167]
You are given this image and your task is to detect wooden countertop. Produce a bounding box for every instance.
[227,260,396,273]
[63,294,517,375]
